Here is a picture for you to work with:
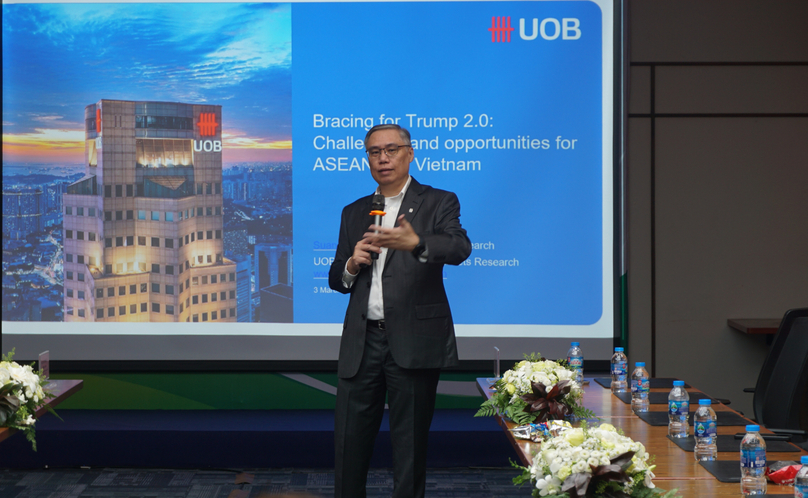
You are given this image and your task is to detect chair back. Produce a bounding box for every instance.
[752,307,808,423]
[758,309,808,433]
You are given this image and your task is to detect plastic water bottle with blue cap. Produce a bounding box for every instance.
[610,347,628,393]
[667,380,689,438]
[794,455,808,498]
[630,362,649,413]
[740,424,767,495]
[567,341,583,384]
[693,398,717,460]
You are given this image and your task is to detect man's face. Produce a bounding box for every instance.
[365,129,413,193]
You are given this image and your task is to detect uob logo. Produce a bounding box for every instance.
[195,112,221,152]
[489,16,581,42]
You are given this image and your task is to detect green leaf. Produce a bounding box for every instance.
[475,400,497,418]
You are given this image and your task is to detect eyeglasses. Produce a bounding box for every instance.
[365,144,412,158]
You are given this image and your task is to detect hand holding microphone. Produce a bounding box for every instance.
[369,194,386,261]
[346,195,386,274]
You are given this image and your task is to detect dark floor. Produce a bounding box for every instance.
[0,467,534,498]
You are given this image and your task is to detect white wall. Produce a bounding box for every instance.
[626,0,808,417]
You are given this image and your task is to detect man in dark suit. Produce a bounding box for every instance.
[329,124,472,498]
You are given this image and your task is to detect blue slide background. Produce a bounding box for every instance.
[292,1,603,325]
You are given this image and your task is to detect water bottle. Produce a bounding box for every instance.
[667,380,689,438]
[610,347,628,393]
[795,455,808,498]
[630,362,649,413]
[693,398,717,460]
[567,342,583,384]
[740,424,767,495]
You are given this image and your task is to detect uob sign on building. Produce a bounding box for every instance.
[194,112,221,152]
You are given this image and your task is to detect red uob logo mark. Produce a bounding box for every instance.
[198,113,218,137]
[489,16,514,42]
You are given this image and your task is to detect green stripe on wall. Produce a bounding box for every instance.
[50,372,488,410]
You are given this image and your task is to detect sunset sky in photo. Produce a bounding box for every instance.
[2,3,292,166]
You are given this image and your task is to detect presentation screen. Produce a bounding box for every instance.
[3,0,623,364]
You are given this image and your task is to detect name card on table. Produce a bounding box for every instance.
[39,350,50,379]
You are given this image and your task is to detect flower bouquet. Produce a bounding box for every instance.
[1,349,55,450]
[513,422,680,498]
[476,353,596,424]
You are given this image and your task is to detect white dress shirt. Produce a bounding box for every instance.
[342,176,413,320]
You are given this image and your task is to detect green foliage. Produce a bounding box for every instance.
[523,352,543,362]
[510,459,531,487]
[474,398,497,418]
[571,404,599,421]
[632,486,680,498]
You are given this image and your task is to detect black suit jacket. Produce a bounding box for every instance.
[329,178,472,378]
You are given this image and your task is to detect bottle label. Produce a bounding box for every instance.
[611,361,627,378]
[795,484,808,498]
[668,400,689,416]
[740,448,766,469]
[568,355,583,370]
[694,420,716,439]
[631,379,649,396]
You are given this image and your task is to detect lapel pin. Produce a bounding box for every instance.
[409,208,413,213]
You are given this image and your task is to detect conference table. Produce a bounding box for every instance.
[477,377,808,496]
[0,379,83,444]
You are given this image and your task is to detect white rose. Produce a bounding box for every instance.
[556,369,574,381]
[542,449,558,465]
[8,363,26,382]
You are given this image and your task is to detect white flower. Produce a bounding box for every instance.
[526,422,660,496]
[21,415,36,426]
[535,477,547,490]
[644,469,656,488]
[0,365,11,385]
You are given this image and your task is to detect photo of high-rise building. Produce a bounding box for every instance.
[62,100,238,323]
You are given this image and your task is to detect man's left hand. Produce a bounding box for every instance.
[365,214,420,252]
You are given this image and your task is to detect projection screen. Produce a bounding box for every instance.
[2,0,625,364]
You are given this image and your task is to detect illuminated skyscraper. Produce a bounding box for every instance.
[62,100,237,322]
[3,188,44,239]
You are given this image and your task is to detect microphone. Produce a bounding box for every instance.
[369,194,386,260]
